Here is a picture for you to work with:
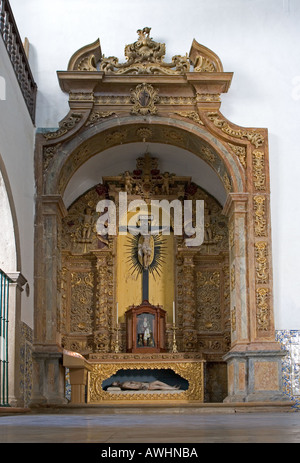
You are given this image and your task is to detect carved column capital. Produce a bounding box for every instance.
[222,193,249,218]
[39,194,68,218]
[6,272,27,290]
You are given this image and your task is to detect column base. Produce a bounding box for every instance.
[223,349,291,403]
[31,348,67,406]
[8,397,25,408]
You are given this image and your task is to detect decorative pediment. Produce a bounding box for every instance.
[65,28,224,76]
[189,39,223,73]
[100,27,191,75]
[57,28,233,105]
[67,38,102,71]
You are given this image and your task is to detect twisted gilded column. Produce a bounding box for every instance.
[92,250,113,352]
[178,250,198,352]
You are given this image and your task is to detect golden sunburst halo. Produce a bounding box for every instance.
[125,233,167,279]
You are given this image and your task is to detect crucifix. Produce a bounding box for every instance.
[138,214,154,302]
[137,214,167,302]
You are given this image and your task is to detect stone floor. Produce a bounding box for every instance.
[0,409,300,443]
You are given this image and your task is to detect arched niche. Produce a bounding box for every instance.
[0,156,19,272]
[0,155,27,407]
[32,28,288,406]
[43,117,245,198]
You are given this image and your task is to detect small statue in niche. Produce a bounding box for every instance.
[161,172,171,195]
[81,206,97,240]
[137,314,155,347]
[124,171,134,194]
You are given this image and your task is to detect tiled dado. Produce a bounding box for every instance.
[276,330,300,409]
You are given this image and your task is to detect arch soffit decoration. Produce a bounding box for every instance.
[39,27,269,204]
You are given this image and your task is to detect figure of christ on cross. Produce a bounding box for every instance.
[138,215,154,301]
[134,214,166,302]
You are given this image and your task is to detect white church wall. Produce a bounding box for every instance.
[8,0,300,331]
[0,168,17,271]
[0,35,35,328]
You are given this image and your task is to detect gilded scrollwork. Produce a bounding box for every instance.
[136,127,153,141]
[223,173,232,193]
[256,287,270,331]
[160,96,195,105]
[162,129,185,145]
[69,92,94,101]
[193,55,216,72]
[94,254,114,352]
[253,150,266,191]
[223,264,231,343]
[175,111,204,125]
[207,112,264,148]
[43,144,61,172]
[100,27,190,76]
[196,93,221,102]
[70,271,94,333]
[85,110,116,126]
[94,95,196,106]
[200,146,216,164]
[228,143,247,168]
[105,130,128,145]
[253,195,267,237]
[196,270,221,332]
[76,54,97,71]
[255,241,269,285]
[180,255,197,351]
[43,113,83,140]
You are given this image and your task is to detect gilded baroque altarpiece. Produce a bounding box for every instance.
[59,155,230,359]
[32,28,289,405]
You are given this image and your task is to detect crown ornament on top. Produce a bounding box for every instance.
[100,27,191,75]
